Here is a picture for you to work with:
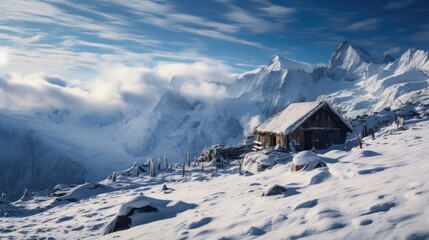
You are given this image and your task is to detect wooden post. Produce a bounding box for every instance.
[187,152,191,167]
[363,122,368,137]
[356,134,362,149]
[164,155,168,170]
[150,158,156,177]
[238,159,242,175]
[396,116,404,130]
[182,162,185,177]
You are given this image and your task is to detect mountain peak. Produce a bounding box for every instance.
[396,48,429,72]
[382,54,395,64]
[266,55,314,73]
[273,55,282,61]
[339,40,351,48]
[328,40,373,69]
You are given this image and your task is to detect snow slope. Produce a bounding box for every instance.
[1,117,428,239]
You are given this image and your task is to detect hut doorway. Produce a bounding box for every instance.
[304,131,314,150]
[270,134,276,147]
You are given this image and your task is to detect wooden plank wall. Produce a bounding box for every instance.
[302,107,342,129]
[255,106,349,151]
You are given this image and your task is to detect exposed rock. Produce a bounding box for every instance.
[197,143,252,167]
[108,205,158,234]
[261,184,286,196]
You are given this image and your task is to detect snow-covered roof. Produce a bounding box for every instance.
[255,101,351,135]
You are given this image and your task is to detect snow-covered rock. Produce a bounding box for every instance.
[103,195,197,235]
[292,150,320,165]
[260,184,286,196]
[118,196,154,216]
[242,150,291,174]
[291,150,327,172]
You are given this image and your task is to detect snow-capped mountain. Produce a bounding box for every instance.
[324,40,374,81]
[266,55,314,73]
[393,48,429,74]
[1,41,429,199]
[328,40,373,68]
[121,89,243,159]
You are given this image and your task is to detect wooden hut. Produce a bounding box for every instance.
[254,101,352,151]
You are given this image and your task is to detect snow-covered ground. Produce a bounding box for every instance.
[1,117,428,239]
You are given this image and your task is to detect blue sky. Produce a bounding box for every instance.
[0,0,428,81]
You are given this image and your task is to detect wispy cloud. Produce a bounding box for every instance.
[0,0,159,47]
[221,1,296,33]
[260,5,296,17]
[382,0,418,10]
[409,31,429,41]
[409,23,429,41]
[0,0,301,82]
[235,63,264,68]
[343,18,382,32]
[0,26,29,34]
[0,0,246,80]
[384,46,401,55]
[11,33,46,45]
[224,7,274,34]
[106,0,270,48]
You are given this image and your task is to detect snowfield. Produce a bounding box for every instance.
[1,118,428,240]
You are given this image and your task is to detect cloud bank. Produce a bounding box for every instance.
[0,59,236,124]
